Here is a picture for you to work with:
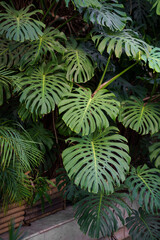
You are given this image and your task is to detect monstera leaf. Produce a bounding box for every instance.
[84,2,129,31]
[119,97,160,135]
[92,28,150,59]
[63,0,101,8]
[75,192,130,239]
[149,134,160,168]
[20,28,66,68]
[126,208,160,240]
[142,47,160,73]
[16,63,70,116]
[125,165,160,213]
[59,88,120,136]
[0,66,15,105]
[62,127,130,194]
[0,2,45,42]
[64,40,94,83]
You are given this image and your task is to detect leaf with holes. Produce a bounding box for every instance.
[16,63,71,116]
[125,165,160,213]
[0,2,45,42]
[75,192,131,239]
[59,88,120,136]
[149,134,160,168]
[64,40,94,83]
[118,97,160,135]
[92,28,150,59]
[20,27,66,68]
[142,47,160,73]
[62,127,130,194]
[84,2,129,31]
[126,208,160,240]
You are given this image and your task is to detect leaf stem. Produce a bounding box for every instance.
[96,51,112,92]
[92,62,138,97]
[41,0,57,22]
[56,13,79,30]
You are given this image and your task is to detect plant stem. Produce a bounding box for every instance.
[149,78,158,102]
[96,51,112,92]
[92,62,138,97]
[56,13,79,30]
[41,0,57,22]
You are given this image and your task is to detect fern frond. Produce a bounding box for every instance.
[59,88,120,136]
[62,127,130,194]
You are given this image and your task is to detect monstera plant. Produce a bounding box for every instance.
[0,0,160,239]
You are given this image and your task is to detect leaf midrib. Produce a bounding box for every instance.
[91,140,98,188]
[137,174,155,200]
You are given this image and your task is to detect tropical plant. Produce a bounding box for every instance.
[0,0,160,239]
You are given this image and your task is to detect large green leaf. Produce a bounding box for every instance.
[149,134,160,168]
[126,208,160,240]
[92,28,150,59]
[0,66,15,106]
[125,165,160,213]
[84,2,129,31]
[63,0,101,8]
[0,2,45,42]
[59,88,120,136]
[16,63,71,116]
[118,97,160,135]
[20,27,66,68]
[75,192,131,239]
[64,41,95,83]
[62,127,130,194]
[142,47,160,73]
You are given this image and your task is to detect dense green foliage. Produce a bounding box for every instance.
[0,0,160,239]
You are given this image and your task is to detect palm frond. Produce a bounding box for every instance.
[27,123,54,153]
[0,162,31,207]
[16,62,71,115]
[0,122,43,170]
[75,192,131,239]
[62,127,130,194]
[0,2,45,42]
[92,28,150,59]
[126,208,160,240]
[125,165,160,213]
[59,88,120,136]
[118,97,160,135]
